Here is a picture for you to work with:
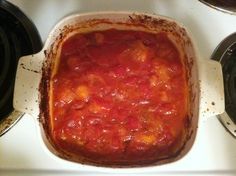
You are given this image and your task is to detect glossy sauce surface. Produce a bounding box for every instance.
[51,29,188,164]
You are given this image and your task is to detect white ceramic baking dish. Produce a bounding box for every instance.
[13,12,224,169]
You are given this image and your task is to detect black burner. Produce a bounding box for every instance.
[212,32,236,137]
[200,0,236,6]
[0,0,42,131]
[221,43,236,124]
[199,0,236,14]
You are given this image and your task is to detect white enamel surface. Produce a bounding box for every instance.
[2,0,236,175]
[13,52,44,116]
[198,60,225,117]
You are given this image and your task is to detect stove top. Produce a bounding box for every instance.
[1,0,236,175]
[0,0,42,135]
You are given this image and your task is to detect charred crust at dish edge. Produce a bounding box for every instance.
[39,54,50,133]
[38,13,196,167]
[128,13,191,44]
[129,14,169,28]
[39,24,73,131]
[39,25,82,161]
[39,42,73,162]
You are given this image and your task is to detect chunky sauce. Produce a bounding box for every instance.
[51,29,188,164]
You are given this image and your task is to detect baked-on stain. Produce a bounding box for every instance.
[20,63,40,74]
[39,13,198,167]
[44,50,47,56]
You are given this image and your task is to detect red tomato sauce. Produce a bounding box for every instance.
[51,29,189,164]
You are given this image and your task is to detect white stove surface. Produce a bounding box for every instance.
[1,0,236,175]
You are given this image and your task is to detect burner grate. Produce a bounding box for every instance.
[0,27,10,90]
[222,43,236,124]
[0,0,42,135]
